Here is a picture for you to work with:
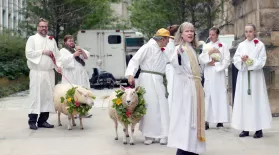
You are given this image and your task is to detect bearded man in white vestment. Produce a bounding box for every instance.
[59,35,92,118]
[25,18,62,130]
[125,28,170,145]
[199,27,230,129]
[168,22,206,155]
[231,24,272,138]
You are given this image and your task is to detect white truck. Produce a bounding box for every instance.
[76,29,145,87]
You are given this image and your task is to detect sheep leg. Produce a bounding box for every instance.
[58,111,62,126]
[67,115,72,130]
[122,126,128,144]
[79,117,84,130]
[71,115,76,126]
[113,119,119,140]
[130,123,136,145]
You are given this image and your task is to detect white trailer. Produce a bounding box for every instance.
[77,30,127,82]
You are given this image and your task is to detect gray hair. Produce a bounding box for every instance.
[174,22,198,48]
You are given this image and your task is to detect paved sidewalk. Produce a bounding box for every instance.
[0,90,279,155]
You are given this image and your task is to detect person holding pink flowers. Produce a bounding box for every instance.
[231,23,272,138]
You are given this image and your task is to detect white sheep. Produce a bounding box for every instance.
[108,86,142,145]
[53,83,94,130]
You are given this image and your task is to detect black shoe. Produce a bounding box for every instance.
[205,122,209,130]
[216,123,224,128]
[29,124,38,130]
[253,130,263,139]
[239,131,249,137]
[38,122,54,128]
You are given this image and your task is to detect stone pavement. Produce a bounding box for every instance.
[0,89,279,155]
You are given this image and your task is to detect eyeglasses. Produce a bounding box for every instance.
[38,26,48,28]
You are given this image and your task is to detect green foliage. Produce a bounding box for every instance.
[0,31,29,80]
[129,0,225,38]
[20,0,123,41]
[112,87,147,125]
[60,87,94,116]
[0,76,29,98]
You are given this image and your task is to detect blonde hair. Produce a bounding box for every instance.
[37,18,48,25]
[174,22,198,48]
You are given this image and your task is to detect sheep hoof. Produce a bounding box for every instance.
[126,135,129,137]
[58,124,62,126]
[115,137,118,140]
[130,143,135,145]
[80,128,84,130]
[68,128,72,130]
[73,124,76,126]
[123,142,127,145]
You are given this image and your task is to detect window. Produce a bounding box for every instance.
[2,10,6,28]
[126,38,144,47]
[108,35,121,44]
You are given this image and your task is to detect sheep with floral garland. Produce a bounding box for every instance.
[108,86,146,145]
[54,83,95,130]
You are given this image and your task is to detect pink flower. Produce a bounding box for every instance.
[75,101,80,107]
[254,39,259,46]
[218,43,223,47]
[161,47,165,52]
[49,36,54,40]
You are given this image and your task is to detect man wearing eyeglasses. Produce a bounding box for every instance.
[25,18,62,130]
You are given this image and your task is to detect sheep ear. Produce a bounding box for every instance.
[135,86,140,92]
[120,85,125,91]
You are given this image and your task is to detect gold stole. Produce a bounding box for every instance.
[182,44,206,142]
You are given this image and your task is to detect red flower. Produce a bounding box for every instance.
[75,101,80,107]
[161,47,165,52]
[218,43,223,47]
[126,111,131,117]
[254,39,259,46]
[49,36,54,40]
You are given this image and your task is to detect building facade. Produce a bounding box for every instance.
[0,0,25,31]
[214,0,279,115]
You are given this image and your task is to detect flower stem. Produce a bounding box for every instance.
[247,71,251,95]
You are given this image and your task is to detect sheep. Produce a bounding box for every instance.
[108,86,142,145]
[53,83,94,130]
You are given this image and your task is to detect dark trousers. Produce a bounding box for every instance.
[28,112,49,125]
[176,149,198,155]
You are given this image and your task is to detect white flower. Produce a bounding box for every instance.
[245,58,253,66]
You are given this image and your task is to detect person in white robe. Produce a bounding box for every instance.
[165,25,179,112]
[199,27,230,129]
[231,24,272,138]
[168,22,206,155]
[59,35,92,118]
[59,35,90,89]
[125,28,170,145]
[25,18,62,130]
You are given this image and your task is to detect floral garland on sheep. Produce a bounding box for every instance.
[60,87,95,116]
[112,87,147,125]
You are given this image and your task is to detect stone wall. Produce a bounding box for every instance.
[215,0,279,115]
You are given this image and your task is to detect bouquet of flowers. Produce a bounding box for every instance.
[245,58,253,66]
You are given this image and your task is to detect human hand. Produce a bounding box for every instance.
[73,50,81,57]
[43,50,52,56]
[241,55,249,62]
[56,67,62,74]
[208,59,215,66]
[128,75,135,86]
